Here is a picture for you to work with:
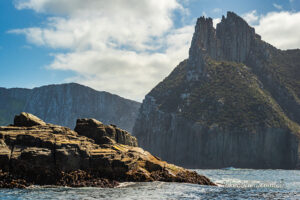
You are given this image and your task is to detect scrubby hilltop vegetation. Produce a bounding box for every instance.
[150,58,299,133]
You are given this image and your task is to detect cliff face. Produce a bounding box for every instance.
[189,12,300,124]
[133,12,300,169]
[189,12,257,63]
[0,83,140,132]
[0,88,30,126]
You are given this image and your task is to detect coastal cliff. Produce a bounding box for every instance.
[133,12,300,169]
[0,83,140,132]
[0,113,215,188]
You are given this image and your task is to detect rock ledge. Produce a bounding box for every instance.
[0,113,215,188]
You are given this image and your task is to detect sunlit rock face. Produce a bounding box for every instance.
[133,12,300,169]
[0,113,215,188]
[0,83,140,132]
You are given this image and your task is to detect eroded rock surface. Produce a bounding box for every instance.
[0,113,215,188]
[74,118,138,147]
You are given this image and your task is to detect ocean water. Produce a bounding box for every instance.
[1,169,299,199]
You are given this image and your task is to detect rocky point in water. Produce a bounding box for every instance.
[133,12,300,169]
[0,112,215,188]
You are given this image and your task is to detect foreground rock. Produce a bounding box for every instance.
[75,118,138,147]
[0,113,215,188]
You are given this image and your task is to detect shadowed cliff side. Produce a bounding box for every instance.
[0,83,141,132]
[133,12,300,169]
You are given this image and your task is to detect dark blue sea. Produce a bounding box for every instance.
[1,169,299,199]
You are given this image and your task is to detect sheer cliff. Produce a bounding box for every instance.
[133,12,300,169]
[0,83,140,132]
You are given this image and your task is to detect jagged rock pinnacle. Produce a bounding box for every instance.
[189,11,257,65]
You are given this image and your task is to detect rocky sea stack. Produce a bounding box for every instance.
[0,112,215,188]
[133,12,300,169]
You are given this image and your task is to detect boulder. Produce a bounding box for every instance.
[75,118,138,147]
[14,112,46,127]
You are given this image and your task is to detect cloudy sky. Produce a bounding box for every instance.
[1,0,300,102]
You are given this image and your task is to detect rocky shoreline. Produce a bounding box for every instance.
[0,112,215,188]
[0,170,119,188]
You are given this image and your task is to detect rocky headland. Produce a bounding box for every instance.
[133,12,300,169]
[0,112,215,188]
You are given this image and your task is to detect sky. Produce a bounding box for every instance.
[1,0,300,102]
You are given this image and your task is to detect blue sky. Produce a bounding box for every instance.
[0,1,74,88]
[1,0,300,101]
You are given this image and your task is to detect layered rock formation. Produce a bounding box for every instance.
[133,12,300,169]
[0,83,140,132]
[75,118,138,147]
[0,113,215,188]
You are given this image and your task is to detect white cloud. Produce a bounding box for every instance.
[177,0,190,6]
[212,8,222,13]
[12,1,300,102]
[273,3,283,10]
[11,0,193,101]
[12,1,183,51]
[213,18,221,28]
[47,26,194,101]
[240,10,300,50]
[14,0,183,17]
[254,11,300,50]
[21,45,32,49]
[242,10,259,25]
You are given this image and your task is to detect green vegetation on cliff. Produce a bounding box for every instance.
[133,12,300,169]
[149,58,300,133]
[268,50,300,101]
